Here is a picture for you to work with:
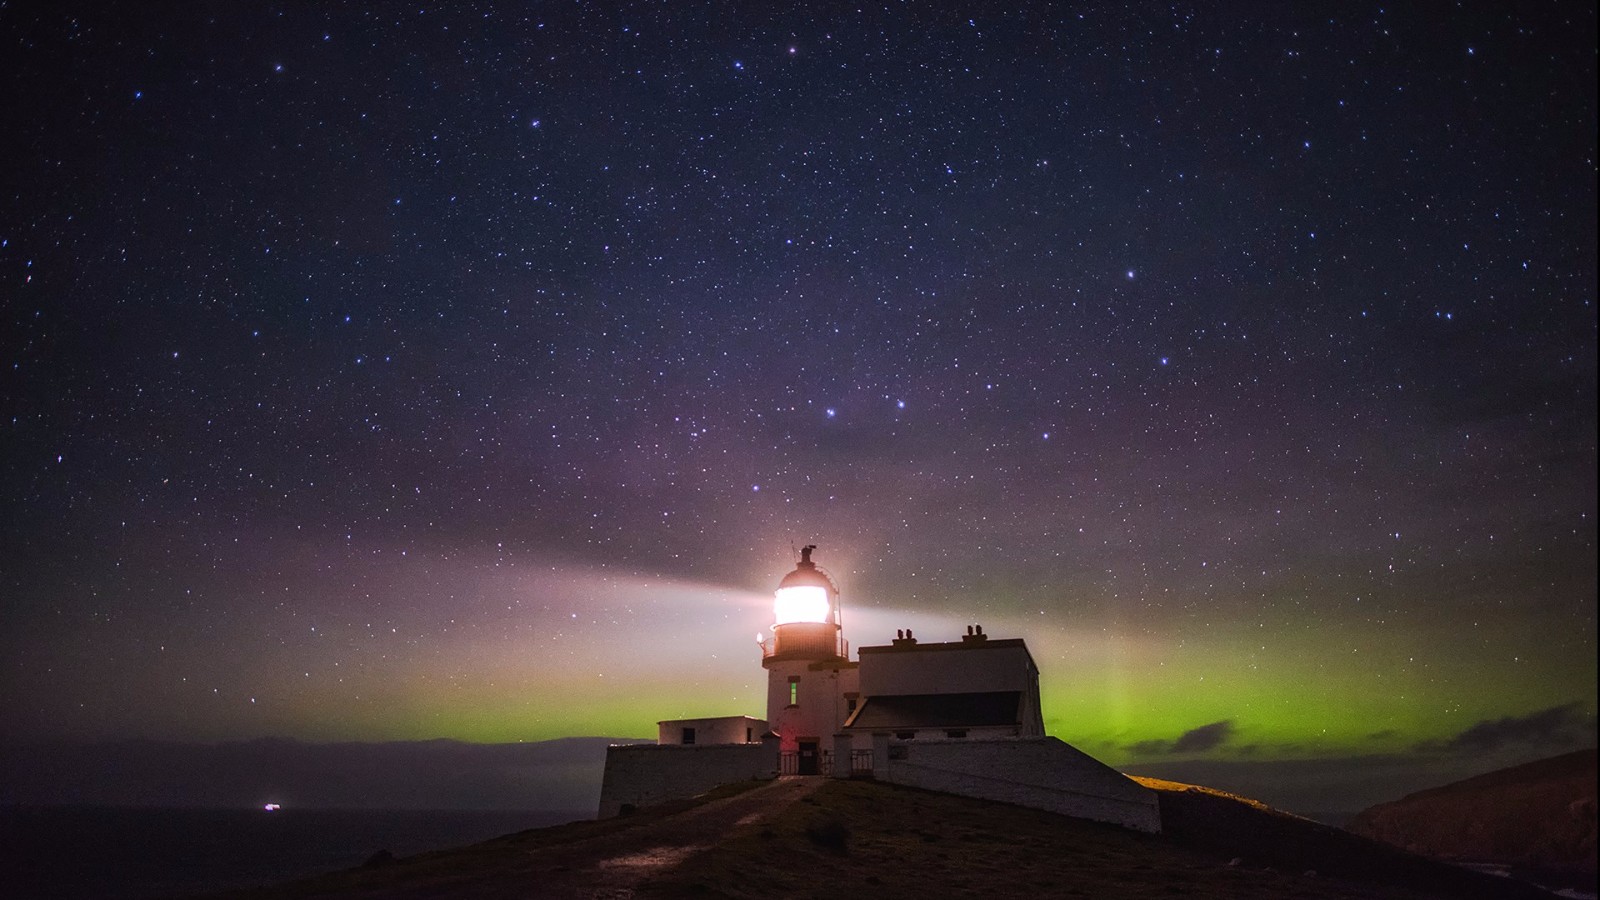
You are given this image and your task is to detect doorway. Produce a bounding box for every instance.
[798,740,819,775]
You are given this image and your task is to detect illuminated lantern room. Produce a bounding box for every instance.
[766,545,844,660]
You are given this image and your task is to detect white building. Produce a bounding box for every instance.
[657,715,766,746]
[598,547,1161,832]
[844,625,1045,742]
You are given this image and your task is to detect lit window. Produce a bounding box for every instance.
[788,676,799,706]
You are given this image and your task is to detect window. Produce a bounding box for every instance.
[788,676,800,706]
[681,727,696,745]
[895,731,915,740]
[845,692,859,714]
[946,729,968,739]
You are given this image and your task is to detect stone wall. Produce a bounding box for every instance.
[597,742,777,818]
[876,736,1161,833]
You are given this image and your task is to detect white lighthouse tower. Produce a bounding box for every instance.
[761,545,859,774]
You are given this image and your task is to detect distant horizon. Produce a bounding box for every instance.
[5,730,1593,820]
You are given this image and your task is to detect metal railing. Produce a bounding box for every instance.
[778,748,874,777]
[758,633,849,660]
[850,749,875,777]
[779,749,835,776]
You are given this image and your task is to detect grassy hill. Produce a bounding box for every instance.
[221,777,1557,899]
[1347,748,1597,894]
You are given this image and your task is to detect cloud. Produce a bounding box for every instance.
[1118,705,1599,818]
[1172,720,1234,753]
[1128,720,1234,756]
[1435,702,1595,753]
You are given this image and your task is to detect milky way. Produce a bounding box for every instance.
[3,4,1594,786]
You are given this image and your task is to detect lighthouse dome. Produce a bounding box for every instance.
[777,547,837,592]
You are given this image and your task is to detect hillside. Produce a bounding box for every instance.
[222,777,1555,899]
[1347,748,1597,893]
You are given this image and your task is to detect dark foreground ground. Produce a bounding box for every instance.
[217,777,1560,900]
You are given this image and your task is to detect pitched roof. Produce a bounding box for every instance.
[843,691,1022,730]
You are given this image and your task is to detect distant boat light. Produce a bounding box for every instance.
[263,803,281,812]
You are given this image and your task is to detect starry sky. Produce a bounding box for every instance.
[3,3,1595,786]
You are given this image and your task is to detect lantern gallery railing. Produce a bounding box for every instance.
[759,635,849,659]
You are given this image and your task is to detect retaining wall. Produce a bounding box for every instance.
[877,736,1161,832]
[597,742,777,818]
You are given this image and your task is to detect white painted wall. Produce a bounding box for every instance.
[873,736,1161,833]
[657,715,766,745]
[869,724,1021,742]
[764,659,858,751]
[856,640,1045,737]
[859,641,1036,695]
[597,743,777,818]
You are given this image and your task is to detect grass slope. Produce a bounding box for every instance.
[218,778,1557,899]
[1347,748,1597,893]
[642,779,1552,900]
[1137,778,1554,900]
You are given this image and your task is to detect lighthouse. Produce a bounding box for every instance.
[598,546,1161,831]
[761,545,859,773]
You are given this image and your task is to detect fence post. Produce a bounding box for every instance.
[832,733,853,779]
[872,732,891,780]
[761,732,781,778]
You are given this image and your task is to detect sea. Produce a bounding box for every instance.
[0,805,588,899]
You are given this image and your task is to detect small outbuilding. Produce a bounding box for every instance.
[656,715,767,746]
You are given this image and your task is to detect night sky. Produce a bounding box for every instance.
[4,3,1595,787]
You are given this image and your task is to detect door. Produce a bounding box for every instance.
[798,740,819,775]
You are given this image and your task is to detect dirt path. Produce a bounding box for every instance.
[363,777,826,899]
[572,778,824,899]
